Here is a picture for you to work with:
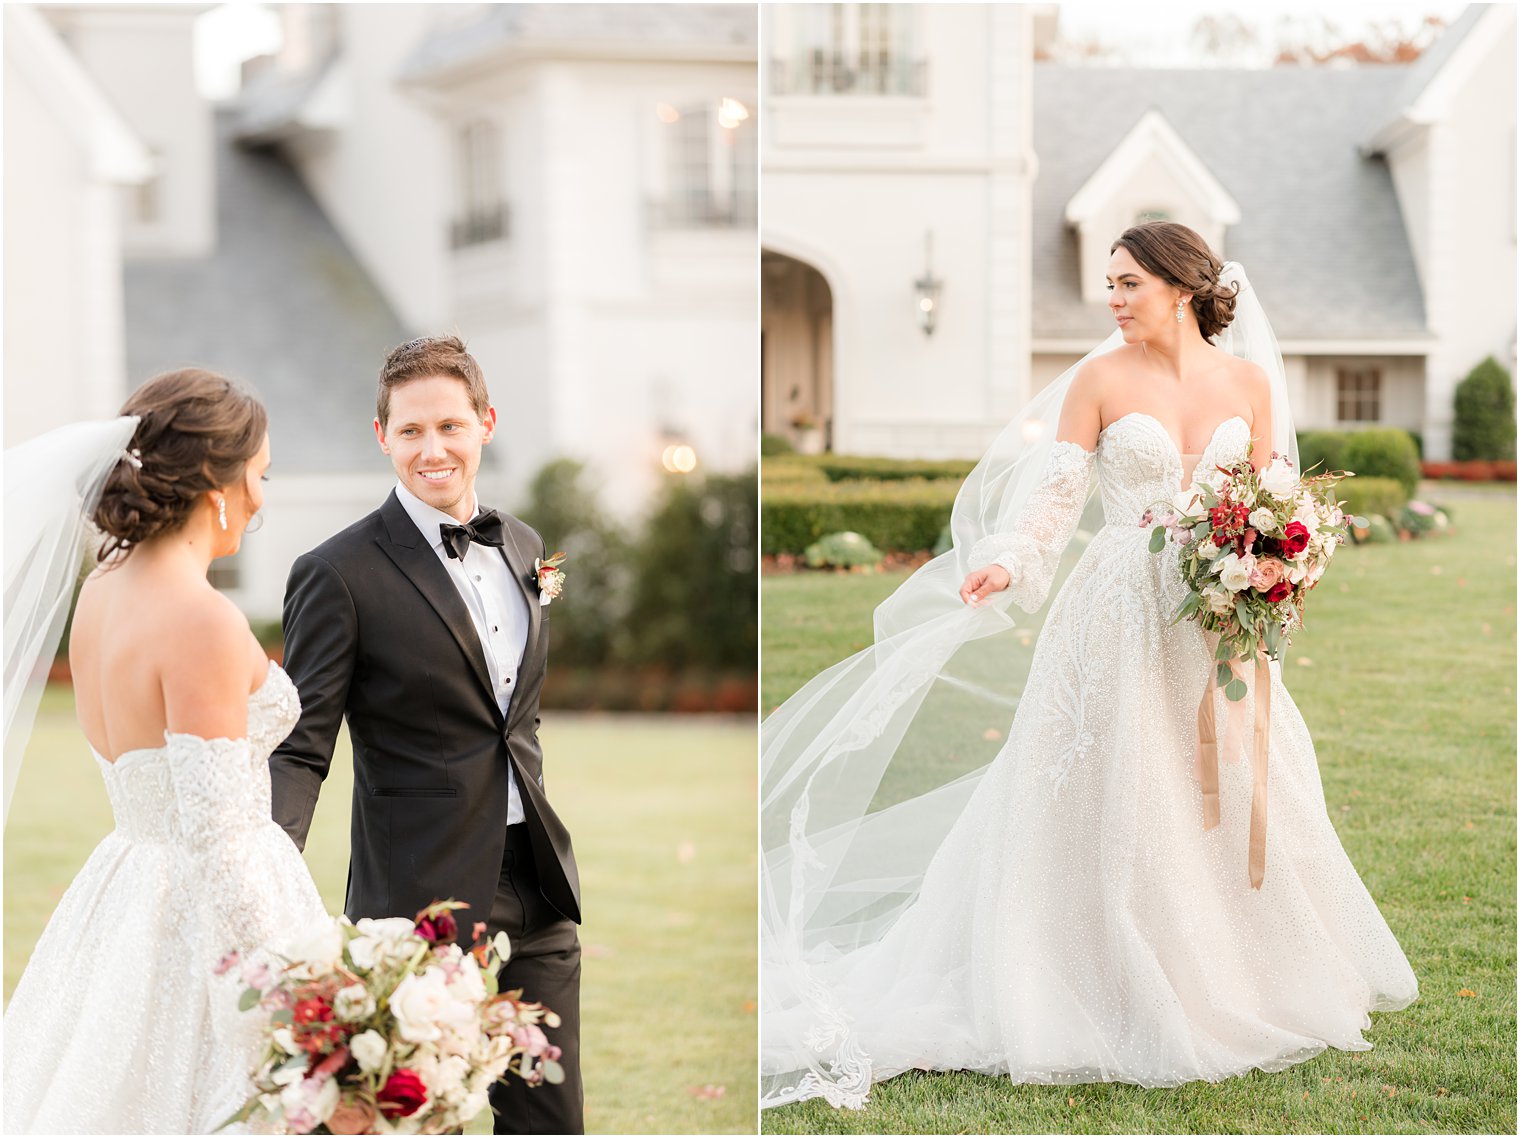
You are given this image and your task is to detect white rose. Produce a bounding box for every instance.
[349,916,419,970]
[350,1029,388,1073]
[1258,456,1297,497]
[1217,551,1256,593]
[281,1076,340,1127]
[1203,585,1235,616]
[1287,559,1310,584]
[460,1090,490,1121]
[285,917,345,975]
[447,957,487,1005]
[334,983,377,1021]
[272,1027,298,1054]
[1247,507,1277,534]
[390,967,475,1044]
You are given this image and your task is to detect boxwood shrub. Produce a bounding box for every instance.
[1343,428,1421,498]
[1337,475,1407,522]
[763,478,958,554]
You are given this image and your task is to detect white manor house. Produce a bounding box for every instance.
[761,3,1516,461]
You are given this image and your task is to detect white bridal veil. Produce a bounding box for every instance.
[760,262,1296,1107]
[3,416,140,824]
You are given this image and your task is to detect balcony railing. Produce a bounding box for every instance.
[646,191,758,231]
[450,203,508,250]
[769,53,927,97]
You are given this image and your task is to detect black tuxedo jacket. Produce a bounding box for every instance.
[269,491,580,932]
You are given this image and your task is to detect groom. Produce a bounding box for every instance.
[269,336,583,1134]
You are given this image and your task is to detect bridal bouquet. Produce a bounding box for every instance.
[1143,454,1362,699]
[219,901,562,1135]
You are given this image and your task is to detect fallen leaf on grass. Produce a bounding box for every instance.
[1463,896,1472,904]
[1296,656,1314,667]
[687,1084,726,1100]
[983,728,1003,742]
[1384,1085,1398,1097]
[742,1000,756,1014]
[1302,1092,1310,1100]
[1481,622,1493,635]
[582,943,615,958]
[1067,1097,1075,1107]
[1463,821,1475,830]
[1430,565,1443,575]
[1458,988,1477,997]
[677,841,696,864]
[1437,1087,1448,1096]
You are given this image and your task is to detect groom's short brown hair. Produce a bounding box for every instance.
[376,335,491,428]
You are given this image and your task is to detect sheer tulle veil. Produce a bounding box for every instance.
[760,262,1296,1107]
[3,416,140,824]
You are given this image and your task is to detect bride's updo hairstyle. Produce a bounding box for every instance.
[1110,221,1239,340]
[95,368,268,560]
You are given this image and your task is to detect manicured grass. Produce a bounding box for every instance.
[761,488,1516,1134]
[4,708,757,1135]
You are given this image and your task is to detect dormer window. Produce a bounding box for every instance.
[1065,111,1240,303]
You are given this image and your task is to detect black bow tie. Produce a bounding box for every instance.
[439,509,505,560]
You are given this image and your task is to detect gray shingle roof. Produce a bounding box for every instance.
[399,3,756,83]
[1032,64,1430,343]
[123,111,411,473]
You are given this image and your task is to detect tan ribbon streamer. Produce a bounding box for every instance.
[1194,651,1272,889]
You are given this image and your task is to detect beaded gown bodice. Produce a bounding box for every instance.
[93,662,299,844]
[1095,411,1252,525]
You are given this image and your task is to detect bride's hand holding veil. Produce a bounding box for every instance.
[958,564,1010,606]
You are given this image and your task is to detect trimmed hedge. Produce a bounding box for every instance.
[1337,476,1408,522]
[763,478,958,555]
[1343,428,1421,498]
[1297,430,1350,476]
[761,432,795,457]
[1453,356,1516,461]
[816,455,977,483]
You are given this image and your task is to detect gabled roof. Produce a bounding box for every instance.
[123,112,410,473]
[1362,4,1511,154]
[399,3,756,86]
[1065,108,1240,227]
[1033,63,1429,344]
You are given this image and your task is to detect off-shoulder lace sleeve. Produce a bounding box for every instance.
[968,441,1095,613]
[164,733,287,950]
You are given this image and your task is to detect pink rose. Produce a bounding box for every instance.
[511,1023,550,1056]
[1249,557,1288,593]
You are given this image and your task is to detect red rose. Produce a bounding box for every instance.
[379,1068,429,1119]
[1264,579,1292,604]
[1282,521,1310,557]
[415,909,458,944]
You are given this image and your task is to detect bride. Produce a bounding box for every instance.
[761,222,1419,1109]
[3,369,329,1133]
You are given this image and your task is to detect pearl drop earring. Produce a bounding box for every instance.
[217,498,228,531]
[1176,299,1185,324]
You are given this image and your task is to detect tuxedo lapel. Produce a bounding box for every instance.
[497,519,543,663]
[375,492,499,713]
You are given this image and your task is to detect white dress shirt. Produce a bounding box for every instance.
[395,481,528,825]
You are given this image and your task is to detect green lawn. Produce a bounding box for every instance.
[761,486,1516,1135]
[4,708,757,1136]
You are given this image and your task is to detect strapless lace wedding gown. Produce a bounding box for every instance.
[3,662,329,1134]
[765,413,1418,1106]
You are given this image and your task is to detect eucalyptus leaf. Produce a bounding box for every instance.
[541,1058,566,1086]
[1351,515,1369,528]
[1148,526,1167,554]
[1215,638,1234,662]
[238,987,261,1012]
[1216,661,1233,687]
[1224,677,1249,701]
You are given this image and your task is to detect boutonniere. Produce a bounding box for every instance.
[534,552,567,607]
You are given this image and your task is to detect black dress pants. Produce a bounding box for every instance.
[486,823,583,1135]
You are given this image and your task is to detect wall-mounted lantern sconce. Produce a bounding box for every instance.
[914,230,943,337]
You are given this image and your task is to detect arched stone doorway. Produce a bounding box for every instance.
[762,250,834,453]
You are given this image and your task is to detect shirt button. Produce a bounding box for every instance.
[475,575,482,581]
